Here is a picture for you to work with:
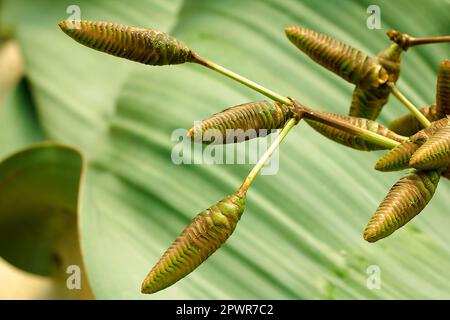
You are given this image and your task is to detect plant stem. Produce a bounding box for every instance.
[192,54,401,151]
[238,118,297,195]
[408,36,450,47]
[193,54,292,106]
[387,82,431,128]
[302,110,402,149]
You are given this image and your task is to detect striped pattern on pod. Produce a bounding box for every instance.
[437,60,450,115]
[363,170,441,242]
[187,101,292,144]
[375,117,449,171]
[141,192,246,294]
[410,123,450,170]
[349,86,390,120]
[388,104,442,136]
[58,20,197,65]
[348,44,403,119]
[304,111,406,151]
[284,26,388,88]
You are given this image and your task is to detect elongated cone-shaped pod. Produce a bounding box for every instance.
[58,20,198,65]
[437,60,450,115]
[188,101,292,144]
[374,140,419,172]
[388,104,443,136]
[349,86,390,120]
[304,111,406,151]
[363,170,441,242]
[375,117,450,171]
[285,26,388,88]
[349,44,403,119]
[389,60,450,135]
[141,191,246,294]
[410,124,450,170]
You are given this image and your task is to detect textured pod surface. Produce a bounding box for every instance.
[349,85,390,120]
[364,170,441,242]
[388,104,442,136]
[437,60,450,114]
[348,44,402,119]
[410,124,450,170]
[285,26,388,88]
[188,101,291,144]
[59,20,196,65]
[304,111,406,151]
[375,117,449,171]
[141,192,246,294]
[374,140,419,172]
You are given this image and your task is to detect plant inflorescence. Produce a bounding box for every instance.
[59,19,450,294]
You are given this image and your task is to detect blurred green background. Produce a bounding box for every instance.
[0,0,449,299]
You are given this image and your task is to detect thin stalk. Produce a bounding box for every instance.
[238,118,297,194]
[193,54,292,106]
[387,82,431,128]
[407,36,450,47]
[302,110,402,149]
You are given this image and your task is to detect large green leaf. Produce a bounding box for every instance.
[0,79,47,158]
[3,0,450,299]
[0,143,83,276]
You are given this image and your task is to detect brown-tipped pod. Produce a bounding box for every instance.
[188,101,292,144]
[348,44,403,120]
[349,86,390,120]
[375,117,449,171]
[141,191,246,294]
[437,60,450,115]
[285,26,388,88]
[363,170,441,242]
[410,124,450,170]
[58,20,198,65]
[304,111,406,151]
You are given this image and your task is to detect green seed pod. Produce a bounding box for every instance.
[388,104,442,136]
[375,117,449,171]
[187,101,292,144]
[363,170,441,242]
[437,60,450,115]
[285,26,388,88]
[410,124,450,170]
[374,140,418,172]
[348,44,403,120]
[304,111,406,151]
[349,85,390,120]
[141,191,246,294]
[58,20,197,65]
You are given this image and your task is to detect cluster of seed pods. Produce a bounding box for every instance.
[59,19,449,294]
